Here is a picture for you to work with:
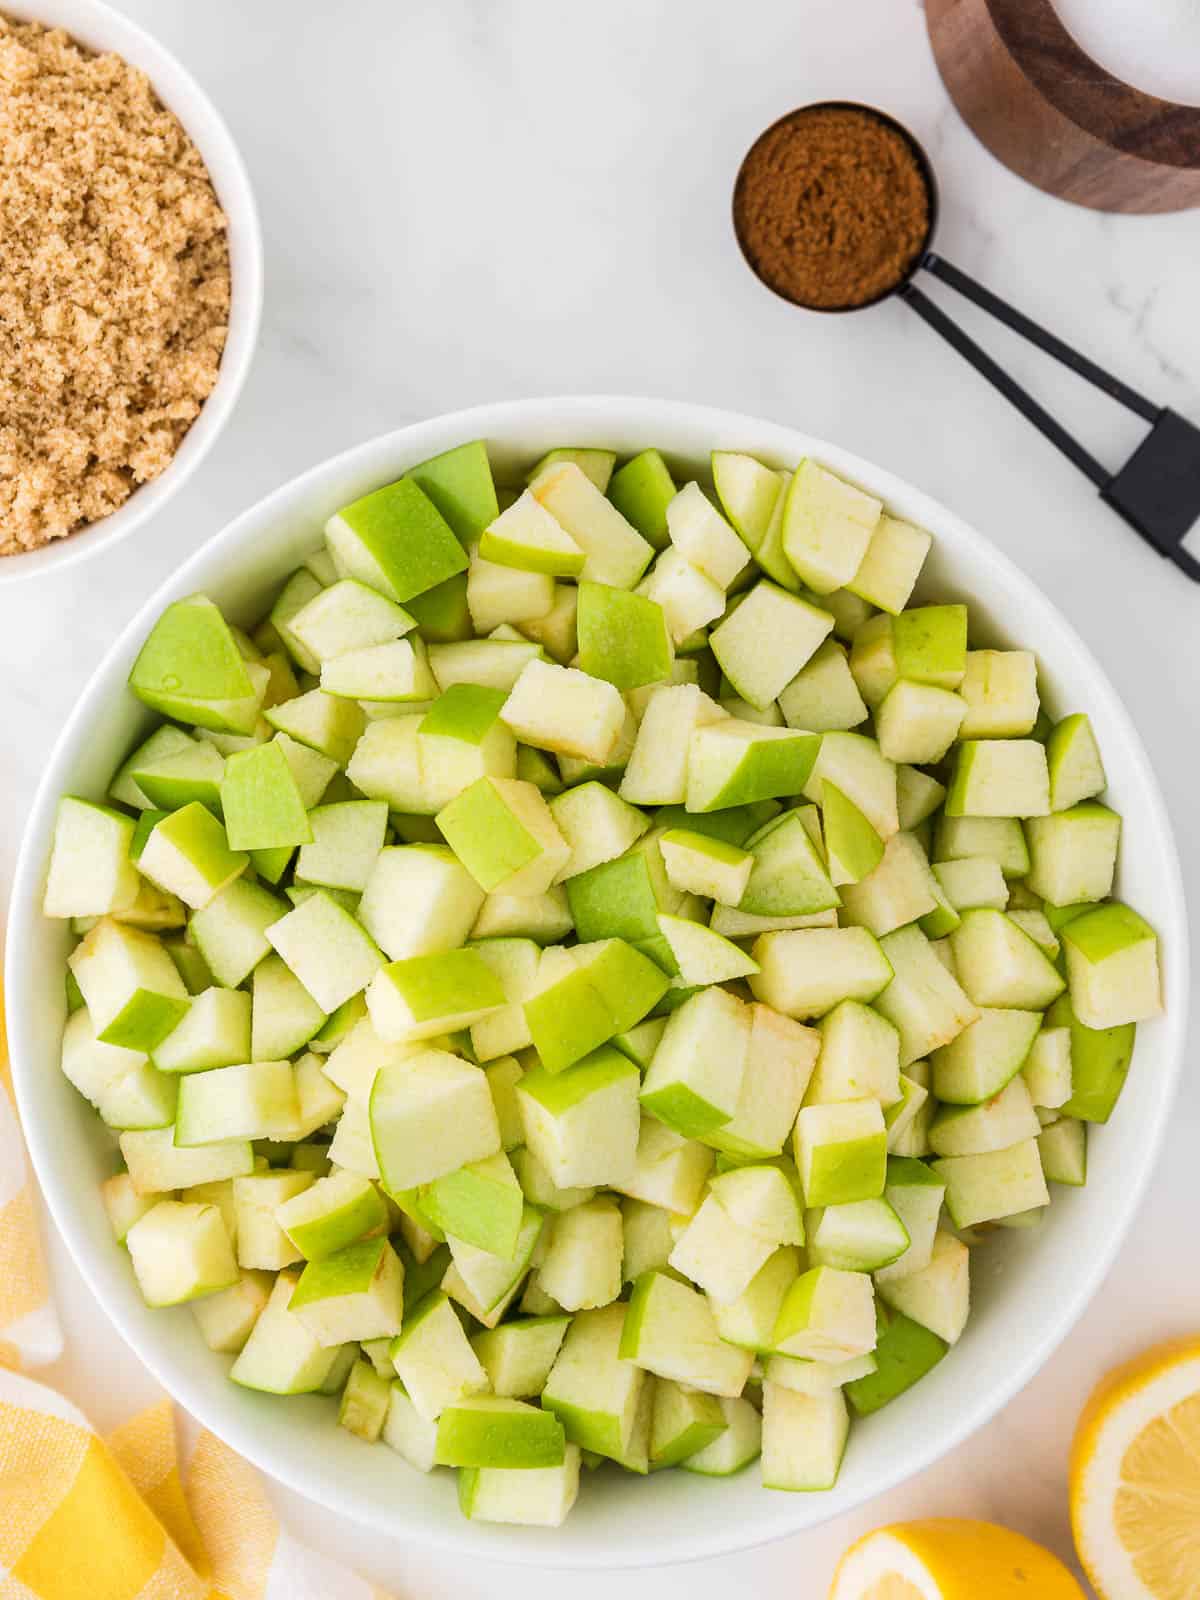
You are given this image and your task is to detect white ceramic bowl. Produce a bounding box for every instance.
[7,398,1188,1567]
[0,0,262,584]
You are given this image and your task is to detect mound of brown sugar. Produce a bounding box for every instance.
[0,14,231,554]
[734,106,931,310]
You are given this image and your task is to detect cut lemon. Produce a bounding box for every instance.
[829,1518,1086,1599]
[1071,1336,1200,1599]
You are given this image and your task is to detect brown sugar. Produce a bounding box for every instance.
[734,105,932,311]
[0,14,231,554]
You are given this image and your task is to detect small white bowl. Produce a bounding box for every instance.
[0,0,262,584]
[6,398,1188,1567]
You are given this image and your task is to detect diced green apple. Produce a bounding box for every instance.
[933,1139,1049,1228]
[749,927,892,1020]
[781,460,882,594]
[129,594,265,735]
[369,1048,500,1189]
[69,919,190,1051]
[621,1270,753,1397]
[43,797,140,919]
[772,1265,877,1361]
[710,583,833,710]
[1061,902,1162,1028]
[436,776,570,896]
[946,740,1050,819]
[500,658,626,766]
[517,1045,641,1189]
[794,1102,887,1207]
[531,461,654,589]
[325,476,468,604]
[845,513,930,613]
[125,1199,237,1307]
[958,650,1039,737]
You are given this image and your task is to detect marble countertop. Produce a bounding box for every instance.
[2,0,1197,1591]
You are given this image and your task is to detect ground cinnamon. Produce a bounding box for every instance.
[734,104,932,310]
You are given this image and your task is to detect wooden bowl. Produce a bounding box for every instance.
[927,0,1200,213]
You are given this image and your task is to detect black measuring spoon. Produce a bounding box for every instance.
[733,102,1200,583]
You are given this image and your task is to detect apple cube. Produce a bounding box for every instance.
[931,1007,1043,1104]
[110,724,197,810]
[781,460,881,594]
[370,1048,500,1189]
[1047,712,1107,812]
[250,953,326,1060]
[287,577,415,665]
[873,924,979,1065]
[686,721,821,812]
[175,1059,297,1146]
[806,1194,910,1273]
[421,1150,523,1259]
[288,1235,404,1345]
[389,1289,490,1421]
[876,680,966,766]
[230,1170,312,1269]
[547,782,649,884]
[500,658,625,766]
[479,489,585,577]
[576,581,674,693]
[265,687,365,768]
[321,635,438,702]
[929,1073,1040,1157]
[531,461,654,588]
[958,649,1039,738]
[435,1394,566,1470]
[659,828,752,905]
[803,730,899,840]
[229,1270,347,1395]
[612,1116,713,1213]
[706,1004,819,1160]
[130,594,264,735]
[640,985,751,1139]
[367,946,505,1043]
[838,831,939,938]
[606,449,675,550]
[125,1199,237,1307]
[821,782,885,888]
[436,776,569,896]
[188,877,284,990]
[541,1301,647,1459]
[845,513,931,612]
[668,1193,775,1304]
[950,909,1065,1010]
[190,1269,273,1354]
[680,1394,763,1476]
[656,914,759,986]
[711,582,834,711]
[537,1196,624,1311]
[358,845,484,964]
[711,1246,802,1355]
[294,801,388,893]
[892,604,968,690]
[471,886,573,943]
[1062,902,1162,1028]
[517,1045,640,1189]
[875,1229,970,1345]
[794,1101,887,1206]
[43,797,140,919]
[458,1445,582,1528]
[264,890,383,1015]
[772,1263,876,1362]
[778,639,868,734]
[138,804,248,912]
[850,613,898,708]
[524,939,668,1073]
[469,1315,570,1400]
[637,547,727,643]
[807,1000,901,1107]
[761,1384,850,1491]
[325,475,467,603]
[933,1139,1049,1228]
[276,1168,388,1260]
[947,740,1050,818]
[620,1270,753,1398]
[444,1204,543,1321]
[649,1381,728,1470]
[69,919,190,1051]
[897,765,946,831]
[749,927,893,1020]
[1025,803,1120,906]
[663,480,748,587]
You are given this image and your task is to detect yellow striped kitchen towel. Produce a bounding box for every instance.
[0,989,396,1600]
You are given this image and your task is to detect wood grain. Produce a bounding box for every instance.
[926,0,1200,213]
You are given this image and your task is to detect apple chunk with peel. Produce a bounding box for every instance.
[421,1150,523,1260]
[1062,902,1162,1028]
[873,924,979,1066]
[500,658,626,766]
[772,1265,877,1361]
[358,845,485,962]
[846,513,931,613]
[933,1138,1049,1229]
[229,1270,347,1395]
[659,828,752,905]
[650,1381,728,1469]
[479,490,585,577]
[576,582,673,692]
[802,731,899,840]
[369,1049,500,1190]
[761,1384,850,1491]
[740,810,838,918]
[876,1229,970,1345]
[523,940,668,1074]
[175,1059,297,1146]
[367,948,505,1043]
[931,1007,1042,1104]
[637,548,727,643]
[542,1302,646,1460]
[276,1168,388,1260]
[325,475,468,604]
[295,800,388,893]
[436,1396,566,1469]
[621,1270,754,1398]
[389,1290,490,1422]
[808,999,901,1107]
[958,649,1039,738]
[44,797,139,919]
[458,1446,582,1528]
[710,581,834,710]
[946,740,1050,818]
[516,1046,640,1190]
[1025,804,1120,906]
[666,480,750,588]
[538,1197,624,1311]
[1047,712,1106,811]
[416,685,517,811]
[707,1003,819,1160]
[129,594,265,735]
[125,1199,238,1307]
[686,721,821,813]
[138,803,248,911]
[794,1100,887,1206]
[288,1236,404,1345]
[531,461,654,589]
[668,1193,775,1304]
[436,776,569,896]
[70,919,190,1052]
[287,578,415,664]
[749,927,893,1020]
[656,914,759,985]
[640,985,750,1139]
[949,909,1065,1010]
[806,1196,910,1272]
[547,781,649,882]
[620,684,727,807]
[781,459,882,594]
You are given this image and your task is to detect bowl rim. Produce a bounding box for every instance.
[6,395,1189,1568]
[0,0,263,585]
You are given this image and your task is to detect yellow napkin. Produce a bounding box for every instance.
[0,991,396,1599]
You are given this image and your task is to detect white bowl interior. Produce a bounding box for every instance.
[0,0,262,584]
[7,397,1187,1567]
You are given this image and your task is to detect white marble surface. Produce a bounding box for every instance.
[2,0,1198,1591]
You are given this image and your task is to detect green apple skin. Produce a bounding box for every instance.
[821,782,884,885]
[129,595,262,734]
[577,582,674,692]
[608,450,676,550]
[1048,992,1135,1124]
[528,448,617,492]
[406,440,499,546]
[892,605,968,688]
[435,1397,566,1468]
[403,573,474,642]
[565,852,661,945]
[844,1305,947,1415]
[329,477,468,603]
[221,741,314,851]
